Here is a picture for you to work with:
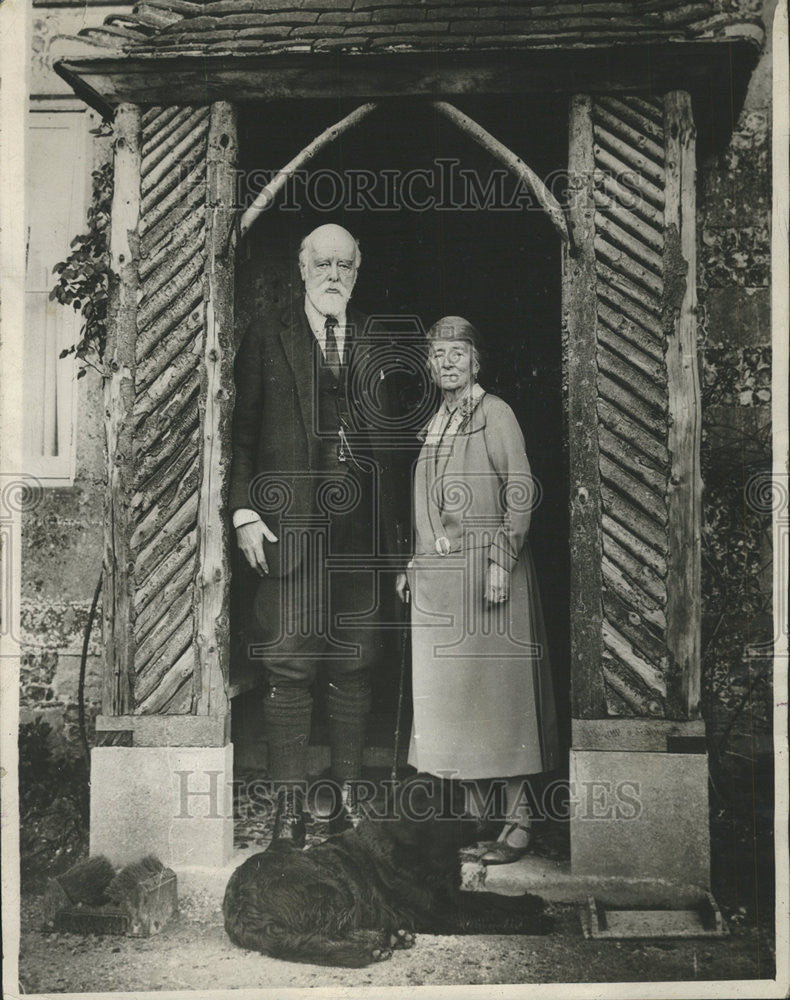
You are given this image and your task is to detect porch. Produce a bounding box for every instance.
[49,0,765,910]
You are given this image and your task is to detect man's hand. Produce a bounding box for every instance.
[236,520,278,576]
[395,572,410,604]
[484,562,510,604]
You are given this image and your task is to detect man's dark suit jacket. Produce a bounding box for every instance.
[229,298,404,578]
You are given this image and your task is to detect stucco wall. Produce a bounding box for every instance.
[20,2,129,750]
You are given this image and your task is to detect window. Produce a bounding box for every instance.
[24,110,90,484]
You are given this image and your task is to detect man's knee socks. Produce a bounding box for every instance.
[262,685,311,783]
[327,671,371,782]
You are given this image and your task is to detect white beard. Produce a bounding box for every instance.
[311,287,350,316]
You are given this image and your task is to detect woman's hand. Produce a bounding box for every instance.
[395,572,410,604]
[484,562,510,604]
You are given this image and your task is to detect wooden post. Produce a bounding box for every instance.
[103,103,141,716]
[194,101,237,728]
[663,90,702,719]
[564,94,607,719]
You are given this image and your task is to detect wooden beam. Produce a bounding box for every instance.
[431,101,569,244]
[564,94,606,720]
[194,100,237,722]
[95,714,228,747]
[103,103,141,716]
[663,90,702,720]
[572,718,705,752]
[53,41,760,117]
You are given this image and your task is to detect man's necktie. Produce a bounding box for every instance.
[324,315,341,377]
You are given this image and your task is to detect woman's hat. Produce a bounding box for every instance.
[425,315,483,353]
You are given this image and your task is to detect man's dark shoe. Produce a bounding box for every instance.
[272,786,307,848]
[327,780,366,835]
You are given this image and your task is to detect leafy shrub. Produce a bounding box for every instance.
[50,160,113,378]
[18,719,90,887]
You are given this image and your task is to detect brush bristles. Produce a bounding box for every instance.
[106,855,166,904]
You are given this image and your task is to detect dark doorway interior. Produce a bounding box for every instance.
[232,96,570,772]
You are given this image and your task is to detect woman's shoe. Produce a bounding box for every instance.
[480,841,528,865]
[480,822,531,865]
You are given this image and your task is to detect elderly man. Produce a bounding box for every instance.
[230,224,398,845]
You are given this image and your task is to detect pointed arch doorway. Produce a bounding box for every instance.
[229,95,573,783]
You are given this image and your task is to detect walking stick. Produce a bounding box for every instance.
[391,589,410,784]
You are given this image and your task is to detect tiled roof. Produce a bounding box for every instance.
[73,0,765,56]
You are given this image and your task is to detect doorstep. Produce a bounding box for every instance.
[463,851,715,911]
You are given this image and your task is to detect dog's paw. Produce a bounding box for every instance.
[370,944,393,962]
[390,929,416,950]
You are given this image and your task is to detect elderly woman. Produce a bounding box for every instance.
[395,316,558,864]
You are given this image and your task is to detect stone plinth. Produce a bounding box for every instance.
[569,749,710,888]
[90,745,234,868]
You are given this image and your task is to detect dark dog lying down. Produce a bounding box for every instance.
[223,774,552,967]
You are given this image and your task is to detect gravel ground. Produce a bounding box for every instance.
[17,890,775,993]
[16,765,778,994]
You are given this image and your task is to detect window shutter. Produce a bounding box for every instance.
[564,92,701,722]
[103,102,235,737]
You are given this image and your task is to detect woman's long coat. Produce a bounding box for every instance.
[407,390,559,779]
